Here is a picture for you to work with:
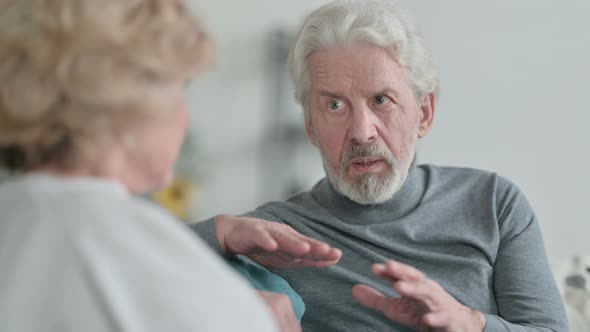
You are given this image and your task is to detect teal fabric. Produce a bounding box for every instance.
[225,255,305,321]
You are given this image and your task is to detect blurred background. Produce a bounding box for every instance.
[167,0,587,261]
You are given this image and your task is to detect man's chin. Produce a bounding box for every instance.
[337,177,389,205]
[335,168,408,205]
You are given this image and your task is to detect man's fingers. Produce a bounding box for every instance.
[297,235,331,256]
[253,230,279,252]
[270,228,312,256]
[325,248,342,261]
[223,216,343,268]
[229,223,278,253]
[352,284,404,316]
[371,260,441,310]
[302,244,342,262]
[372,260,425,283]
[271,227,342,262]
[291,256,341,268]
[285,230,342,262]
[394,279,439,309]
[352,284,412,323]
[352,284,389,311]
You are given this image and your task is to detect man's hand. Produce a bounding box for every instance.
[352,260,486,332]
[258,291,302,332]
[215,214,342,269]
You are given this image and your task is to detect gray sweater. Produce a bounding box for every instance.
[191,165,567,331]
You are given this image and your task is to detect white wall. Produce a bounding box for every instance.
[187,0,590,260]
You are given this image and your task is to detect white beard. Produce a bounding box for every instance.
[320,141,414,205]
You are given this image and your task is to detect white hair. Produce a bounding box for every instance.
[288,0,439,115]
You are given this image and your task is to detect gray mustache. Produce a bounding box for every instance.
[341,143,394,168]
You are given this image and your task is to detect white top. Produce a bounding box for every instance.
[0,174,277,332]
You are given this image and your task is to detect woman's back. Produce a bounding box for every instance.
[0,174,277,332]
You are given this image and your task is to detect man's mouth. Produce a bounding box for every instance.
[350,157,382,166]
[348,157,386,174]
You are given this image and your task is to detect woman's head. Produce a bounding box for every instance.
[0,0,212,192]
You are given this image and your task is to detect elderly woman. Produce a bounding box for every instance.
[0,0,287,331]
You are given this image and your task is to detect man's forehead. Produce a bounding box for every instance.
[308,46,407,93]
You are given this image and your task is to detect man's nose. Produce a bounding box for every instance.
[348,106,378,145]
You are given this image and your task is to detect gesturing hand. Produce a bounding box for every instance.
[216,214,342,269]
[352,260,486,332]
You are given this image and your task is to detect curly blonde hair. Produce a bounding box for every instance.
[0,0,212,171]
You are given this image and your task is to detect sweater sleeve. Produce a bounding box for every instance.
[483,177,567,332]
[189,216,226,255]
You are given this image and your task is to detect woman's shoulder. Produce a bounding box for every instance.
[0,174,187,251]
[0,174,129,229]
[0,175,278,332]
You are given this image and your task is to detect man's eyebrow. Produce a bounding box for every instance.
[375,88,399,98]
[318,90,342,97]
[317,88,399,98]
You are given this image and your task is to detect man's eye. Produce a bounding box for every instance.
[329,100,344,110]
[374,95,388,105]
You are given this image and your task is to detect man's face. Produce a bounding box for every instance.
[306,43,435,204]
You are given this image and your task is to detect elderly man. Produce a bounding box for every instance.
[191,0,567,331]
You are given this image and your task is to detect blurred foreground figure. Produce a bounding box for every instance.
[0,0,288,331]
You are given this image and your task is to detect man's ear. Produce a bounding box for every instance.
[418,93,436,139]
[304,112,318,147]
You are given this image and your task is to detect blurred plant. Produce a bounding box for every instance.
[153,177,196,221]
